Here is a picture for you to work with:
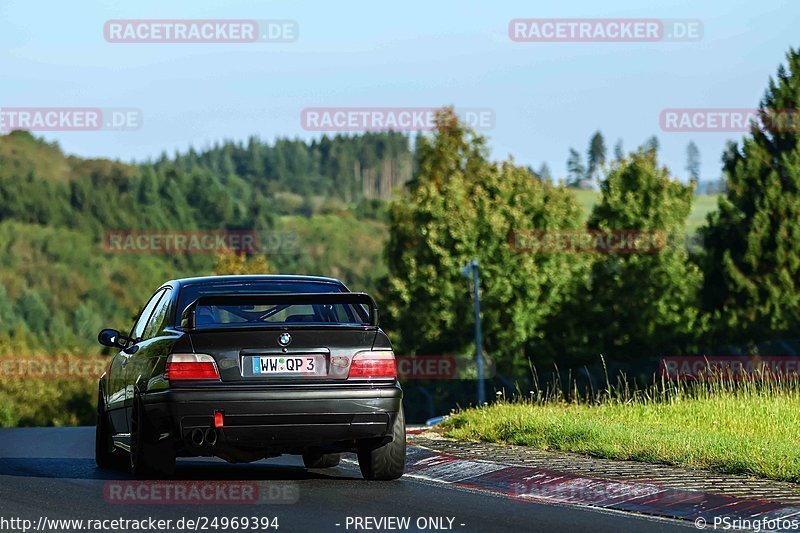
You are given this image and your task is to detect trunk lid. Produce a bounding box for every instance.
[188,327,379,383]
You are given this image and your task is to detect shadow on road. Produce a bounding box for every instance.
[0,456,361,481]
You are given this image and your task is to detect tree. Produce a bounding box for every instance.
[385,108,585,372]
[214,252,271,275]
[643,135,660,154]
[701,48,800,345]
[16,290,50,333]
[566,148,587,188]
[247,136,265,178]
[541,150,702,364]
[73,302,103,342]
[0,285,19,336]
[0,129,413,357]
[614,139,624,161]
[586,131,607,182]
[721,140,738,171]
[537,163,552,182]
[686,141,701,186]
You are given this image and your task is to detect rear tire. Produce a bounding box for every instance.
[130,393,175,479]
[357,407,406,480]
[95,387,121,469]
[302,452,341,468]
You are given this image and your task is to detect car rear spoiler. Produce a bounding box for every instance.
[180,292,379,329]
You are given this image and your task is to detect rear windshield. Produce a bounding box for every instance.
[175,281,349,326]
[193,301,368,327]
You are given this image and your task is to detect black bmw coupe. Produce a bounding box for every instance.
[95,275,405,480]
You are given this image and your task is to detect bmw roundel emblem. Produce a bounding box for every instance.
[278,332,292,346]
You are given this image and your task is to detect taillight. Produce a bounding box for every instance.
[348,351,397,379]
[165,354,220,381]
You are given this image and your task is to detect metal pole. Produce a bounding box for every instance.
[471,260,485,405]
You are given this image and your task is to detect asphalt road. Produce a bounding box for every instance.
[0,427,691,533]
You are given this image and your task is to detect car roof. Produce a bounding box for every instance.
[164,274,347,290]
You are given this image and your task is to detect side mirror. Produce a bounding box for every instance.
[98,328,127,349]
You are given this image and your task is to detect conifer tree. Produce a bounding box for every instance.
[701,48,800,344]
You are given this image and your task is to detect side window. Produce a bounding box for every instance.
[142,288,172,340]
[131,289,166,340]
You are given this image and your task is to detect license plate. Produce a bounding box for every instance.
[252,355,318,375]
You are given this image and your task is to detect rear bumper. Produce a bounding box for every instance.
[141,384,403,450]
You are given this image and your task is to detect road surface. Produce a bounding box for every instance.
[0,427,691,532]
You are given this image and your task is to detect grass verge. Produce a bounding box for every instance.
[441,380,800,483]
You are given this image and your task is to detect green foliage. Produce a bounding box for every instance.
[214,253,272,275]
[643,135,660,154]
[385,109,585,372]
[613,139,624,162]
[0,377,95,427]
[701,48,800,345]
[566,148,587,188]
[0,130,409,427]
[272,214,388,293]
[0,285,19,335]
[442,371,800,483]
[536,163,552,182]
[17,290,50,332]
[586,131,607,182]
[0,130,408,357]
[539,150,702,364]
[686,141,701,183]
[1,49,798,429]
[157,132,413,202]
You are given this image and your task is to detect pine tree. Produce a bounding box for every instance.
[566,148,587,188]
[686,141,701,185]
[614,139,624,161]
[643,135,660,154]
[0,285,19,336]
[537,163,552,182]
[701,48,800,344]
[586,131,607,182]
[17,290,51,333]
[247,136,265,178]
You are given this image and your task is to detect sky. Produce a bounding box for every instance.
[0,0,797,184]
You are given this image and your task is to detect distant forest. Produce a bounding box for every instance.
[0,130,413,355]
[149,132,414,201]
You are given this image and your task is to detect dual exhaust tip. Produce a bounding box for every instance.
[191,427,218,446]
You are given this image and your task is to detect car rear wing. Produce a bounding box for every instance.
[180,292,379,329]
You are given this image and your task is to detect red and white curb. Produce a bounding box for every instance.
[404,437,800,526]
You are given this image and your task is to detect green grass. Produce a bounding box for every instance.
[441,378,800,483]
[572,189,719,235]
[572,189,598,220]
[686,194,720,235]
